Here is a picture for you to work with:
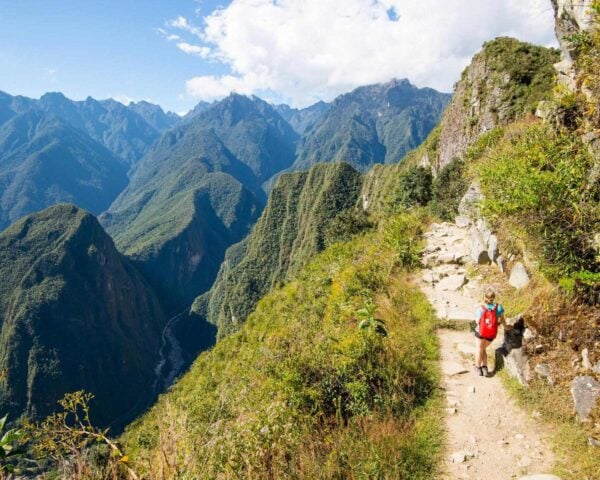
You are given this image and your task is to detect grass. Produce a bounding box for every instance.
[121,211,445,479]
[502,373,600,480]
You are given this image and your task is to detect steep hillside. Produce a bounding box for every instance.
[103,95,304,309]
[36,93,162,165]
[0,205,166,427]
[274,101,330,134]
[419,38,559,171]
[0,90,171,166]
[122,210,441,479]
[188,94,299,183]
[193,162,364,336]
[0,110,128,230]
[292,79,450,173]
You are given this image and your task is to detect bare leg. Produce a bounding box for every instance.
[476,338,491,367]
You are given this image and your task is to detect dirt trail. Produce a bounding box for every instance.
[419,220,558,480]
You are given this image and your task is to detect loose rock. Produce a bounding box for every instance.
[534,364,554,386]
[582,348,592,371]
[509,262,530,289]
[571,376,600,422]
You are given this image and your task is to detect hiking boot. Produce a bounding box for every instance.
[481,366,489,377]
[475,366,484,376]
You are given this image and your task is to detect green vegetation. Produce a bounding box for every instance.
[0,414,25,477]
[476,122,599,281]
[501,364,600,480]
[324,207,374,247]
[27,391,139,480]
[0,205,166,426]
[123,210,442,479]
[396,166,433,208]
[0,109,128,230]
[429,158,469,220]
[195,162,364,336]
[103,94,301,309]
[292,79,449,172]
[563,1,600,129]
[479,37,560,119]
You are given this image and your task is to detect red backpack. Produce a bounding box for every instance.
[479,304,498,339]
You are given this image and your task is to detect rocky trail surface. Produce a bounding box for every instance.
[418,219,559,480]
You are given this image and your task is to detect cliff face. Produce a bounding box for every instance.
[552,0,596,90]
[0,205,166,427]
[193,162,363,336]
[433,38,559,170]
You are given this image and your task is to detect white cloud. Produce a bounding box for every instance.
[111,94,135,105]
[167,15,203,37]
[176,42,211,58]
[185,74,256,100]
[177,0,558,107]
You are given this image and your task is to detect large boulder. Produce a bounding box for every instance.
[571,376,600,422]
[470,228,491,264]
[509,262,530,289]
[495,316,532,385]
[458,182,483,218]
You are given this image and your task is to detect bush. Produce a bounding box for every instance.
[396,166,433,208]
[429,158,469,220]
[477,123,600,280]
[324,208,374,246]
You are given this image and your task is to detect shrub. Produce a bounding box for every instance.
[477,123,600,280]
[396,166,433,208]
[429,158,469,220]
[324,208,374,246]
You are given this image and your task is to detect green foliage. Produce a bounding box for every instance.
[198,162,364,336]
[0,205,166,426]
[27,391,138,480]
[0,109,128,230]
[480,37,560,119]
[477,123,600,280]
[356,300,388,337]
[122,211,441,479]
[559,270,600,304]
[324,207,374,246]
[383,212,424,269]
[293,80,449,172]
[564,1,600,128]
[429,158,469,220]
[0,414,25,477]
[396,166,433,208]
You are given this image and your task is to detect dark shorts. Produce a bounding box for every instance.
[474,331,495,342]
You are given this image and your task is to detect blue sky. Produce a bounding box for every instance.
[0,0,229,113]
[0,1,557,113]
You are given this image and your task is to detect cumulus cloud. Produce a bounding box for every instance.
[171,0,558,107]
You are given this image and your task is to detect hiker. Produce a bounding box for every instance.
[474,286,509,377]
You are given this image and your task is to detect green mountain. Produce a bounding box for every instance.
[0,205,167,426]
[193,162,363,336]
[127,100,179,133]
[292,79,450,172]
[102,93,301,309]
[0,110,128,230]
[274,101,330,134]
[36,92,162,166]
[0,90,175,167]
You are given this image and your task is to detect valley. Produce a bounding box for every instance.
[0,1,599,478]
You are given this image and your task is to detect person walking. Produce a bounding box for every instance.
[475,286,509,377]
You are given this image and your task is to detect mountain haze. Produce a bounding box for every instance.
[0,110,128,230]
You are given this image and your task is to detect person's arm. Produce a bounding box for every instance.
[498,308,511,330]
